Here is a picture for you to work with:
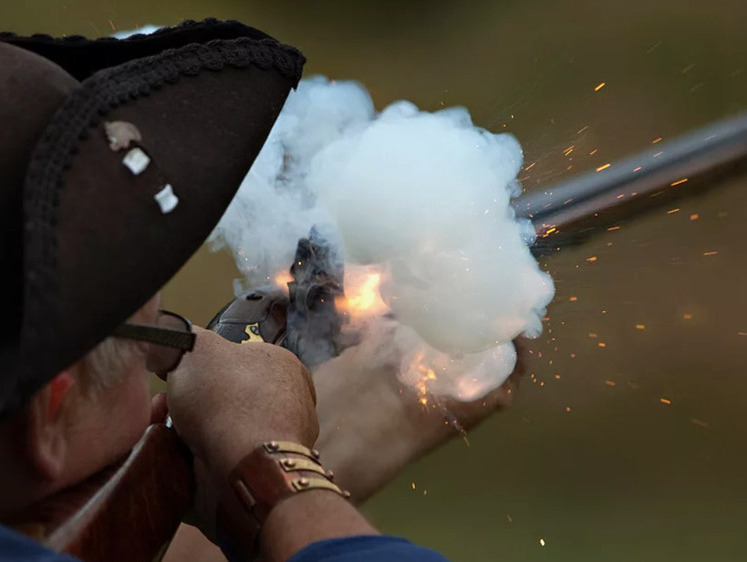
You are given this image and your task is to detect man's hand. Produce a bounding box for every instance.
[166,326,380,561]
[166,325,319,486]
[313,318,527,502]
[162,320,526,561]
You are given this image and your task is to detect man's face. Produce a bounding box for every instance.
[58,296,159,486]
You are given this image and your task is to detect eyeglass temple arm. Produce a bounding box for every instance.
[112,324,195,351]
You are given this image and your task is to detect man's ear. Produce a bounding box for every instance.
[25,371,76,481]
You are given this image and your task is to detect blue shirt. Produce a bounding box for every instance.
[289,536,449,561]
[0,525,449,561]
[0,526,77,562]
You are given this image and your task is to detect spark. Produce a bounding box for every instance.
[539,538,547,547]
[565,406,572,413]
[590,149,599,156]
[598,342,607,348]
[525,162,537,171]
[683,313,693,320]
[605,380,616,387]
[738,332,747,336]
[594,82,606,91]
[636,324,646,330]
[577,125,590,134]
[607,226,621,231]
[588,332,598,338]
[646,41,663,53]
[586,256,598,262]
[690,214,699,221]
[411,482,417,490]
[563,145,575,156]
[670,178,688,187]
[569,296,578,302]
[596,163,611,172]
[667,208,680,214]
[415,363,437,406]
[554,374,561,379]
[633,166,643,172]
[660,398,672,405]
[703,251,718,256]
[616,194,625,199]
[653,151,663,158]
[652,137,663,144]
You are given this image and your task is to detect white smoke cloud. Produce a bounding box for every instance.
[115,25,554,400]
[210,76,555,400]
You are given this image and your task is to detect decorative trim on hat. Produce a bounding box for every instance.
[104,120,142,150]
[154,184,179,214]
[0,19,282,82]
[104,120,180,212]
[122,148,151,175]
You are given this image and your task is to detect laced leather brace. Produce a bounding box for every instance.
[216,441,350,557]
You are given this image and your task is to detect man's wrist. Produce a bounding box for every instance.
[216,440,352,558]
[203,432,311,482]
[260,489,379,561]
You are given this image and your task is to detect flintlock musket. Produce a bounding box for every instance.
[6,112,747,561]
[518,112,747,255]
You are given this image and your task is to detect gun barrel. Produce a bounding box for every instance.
[513,113,747,254]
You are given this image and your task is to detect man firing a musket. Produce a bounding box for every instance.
[0,19,523,561]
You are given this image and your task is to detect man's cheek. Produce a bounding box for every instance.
[115,367,153,445]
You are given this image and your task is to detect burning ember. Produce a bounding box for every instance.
[414,359,437,406]
[336,266,389,318]
[273,270,293,288]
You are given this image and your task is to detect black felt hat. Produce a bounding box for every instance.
[0,20,305,417]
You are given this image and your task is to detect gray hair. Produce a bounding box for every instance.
[78,336,146,393]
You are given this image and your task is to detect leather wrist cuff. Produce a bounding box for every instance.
[216,441,350,558]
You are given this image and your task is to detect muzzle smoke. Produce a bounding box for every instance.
[210,76,555,400]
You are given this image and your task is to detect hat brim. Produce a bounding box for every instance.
[11,31,304,412]
[1,19,277,82]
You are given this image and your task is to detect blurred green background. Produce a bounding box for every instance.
[4,1,747,560]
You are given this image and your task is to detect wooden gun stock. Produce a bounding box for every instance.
[6,423,193,561]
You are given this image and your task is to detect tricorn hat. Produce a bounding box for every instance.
[0,19,305,416]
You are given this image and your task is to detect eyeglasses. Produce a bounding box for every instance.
[112,310,195,381]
